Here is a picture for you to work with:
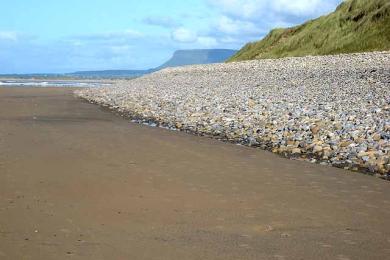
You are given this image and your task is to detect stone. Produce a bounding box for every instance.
[287,140,296,146]
[357,151,369,158]
[372,133,381,141]
[340,141,352,147]
[311,125,320,135]
[291,148,302,154]
[248,98,256,108]
[323,148,333,158]
[313,145,323,153]
[333,123,342,130]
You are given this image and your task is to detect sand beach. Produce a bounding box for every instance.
[0,87,389,259]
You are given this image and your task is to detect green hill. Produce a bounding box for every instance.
[229,0,390,61]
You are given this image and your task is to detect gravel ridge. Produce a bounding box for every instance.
[76,52,390,177]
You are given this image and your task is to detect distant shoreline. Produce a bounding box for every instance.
[0,78,113,88]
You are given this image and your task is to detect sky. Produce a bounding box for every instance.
[0,0,343,74]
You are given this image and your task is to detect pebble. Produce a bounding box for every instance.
[291,148,302,154]
[76,51,390,177]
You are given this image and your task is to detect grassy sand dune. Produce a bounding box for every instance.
[229,0,390,61]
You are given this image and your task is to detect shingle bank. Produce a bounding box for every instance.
[76,52,390,177]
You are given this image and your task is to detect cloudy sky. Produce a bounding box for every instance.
[0,0,342,74]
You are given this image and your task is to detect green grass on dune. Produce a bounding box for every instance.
[228,0,390,61]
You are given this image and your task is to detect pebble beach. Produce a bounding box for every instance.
[76,52,390,177]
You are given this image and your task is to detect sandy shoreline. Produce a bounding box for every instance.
[0,87,389,259]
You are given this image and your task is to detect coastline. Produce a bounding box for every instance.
[76,51,390,178]
[0,78,114,88]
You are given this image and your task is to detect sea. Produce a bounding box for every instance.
[0,79,111,88]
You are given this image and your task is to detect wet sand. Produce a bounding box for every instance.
[0,87,389,260]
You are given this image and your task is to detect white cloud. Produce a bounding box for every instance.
[0,31,20,41]
[197,36,218,47]
[171,28,198,43]
[209,0,340,19]
[219,36,242,44]
[272,0,339,16]
[109,45,133,54]
[143,16,180,28]
[217,15,262,36]
[209,0,265,19]
[74,29,144,42]
[121,30,144,38]
[70,40,84,47]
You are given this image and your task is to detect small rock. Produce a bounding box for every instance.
[372,133,381,141]
[311,125,320,135]
[357,151,368,158]
[313,145,323,153]
[291,148,302,154]
[340,141,352,147]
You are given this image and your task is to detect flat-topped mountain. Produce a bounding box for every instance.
[157,49,237,69]
[229,0,390,61]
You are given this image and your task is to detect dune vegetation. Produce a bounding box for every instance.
[229,0,390,61]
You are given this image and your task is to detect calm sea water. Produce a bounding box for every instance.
[0,79,111,87]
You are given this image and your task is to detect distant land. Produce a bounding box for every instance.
[67,69,155,79]
[229,0,390,61]
[68,49,237,78]
[0,49,236,79]
[155,49,237,69]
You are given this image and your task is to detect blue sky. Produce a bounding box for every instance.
[0,0,342,73]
